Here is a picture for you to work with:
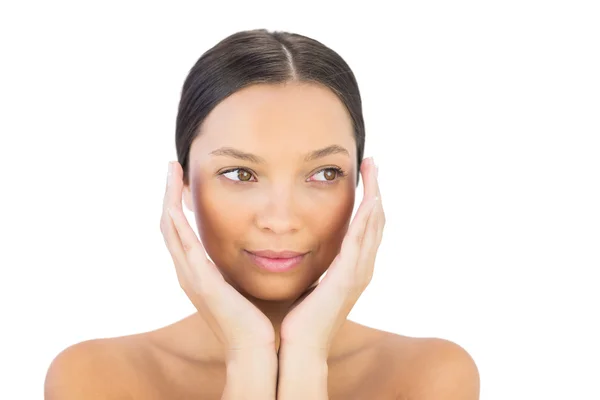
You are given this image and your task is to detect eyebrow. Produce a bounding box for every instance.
[209,144,350,163]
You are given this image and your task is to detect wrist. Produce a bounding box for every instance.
[277,344,329,399]
[225,344,278,365]
[279,346,328,376]
[223,349,278,400]
[279,341,329,362]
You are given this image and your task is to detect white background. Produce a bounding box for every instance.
[1,1,599,399]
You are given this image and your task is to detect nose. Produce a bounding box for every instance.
[255,188,301,234]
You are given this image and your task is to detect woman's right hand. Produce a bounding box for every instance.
[160,161,276,359]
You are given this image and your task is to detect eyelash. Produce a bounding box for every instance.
[219,166,348,184]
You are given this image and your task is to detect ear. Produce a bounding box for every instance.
[182,183,194,212]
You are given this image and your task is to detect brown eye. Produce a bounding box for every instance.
[324,169,336,181]
[311,167,345,182]
[221,168,255,182]
[238,170,252,181]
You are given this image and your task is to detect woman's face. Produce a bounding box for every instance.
[182,82,357,301]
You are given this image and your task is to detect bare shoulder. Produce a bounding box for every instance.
[380,332,480,399]
[44,334,155,400]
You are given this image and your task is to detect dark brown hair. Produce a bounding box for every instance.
[175,28,365,186]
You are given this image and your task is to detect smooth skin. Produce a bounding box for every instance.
[45,82,479,399]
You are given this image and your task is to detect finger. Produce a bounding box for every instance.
[161,161,188,272]
[333,193,378,287]
[342,195,377,256]
[375,193,386,245]
[356,197,383,287]
[356,161,385,283]
[362,156,379,204]
[352,156,385,288]
[370,158,385,242]
[375,163,382,203]
[347,157,378,248]
[334,157,378,269]
[363,193,384,258]
[374,164,386,242]
[166,162,223,289]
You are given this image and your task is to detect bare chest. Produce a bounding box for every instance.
[130,349,398,400]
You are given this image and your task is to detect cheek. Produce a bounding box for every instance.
[303,195,354,276]
[191,188,251,277]
[195,191,249,241]
[313,194,355,246]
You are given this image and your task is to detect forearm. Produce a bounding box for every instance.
[276,345,329,399]
[221,350,278,400]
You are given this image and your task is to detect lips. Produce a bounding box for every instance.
[244,249,309,272]
[246,249,308,259]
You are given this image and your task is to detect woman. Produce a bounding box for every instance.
[45,29,479,399]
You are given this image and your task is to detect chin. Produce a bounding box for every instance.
[237,275,319,302]
[222,263,322,302]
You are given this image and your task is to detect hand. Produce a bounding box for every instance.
[279,157,385,357]
[160,161,276,358]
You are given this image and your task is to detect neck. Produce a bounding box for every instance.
[240,279,320,354]
[249,296,294,353]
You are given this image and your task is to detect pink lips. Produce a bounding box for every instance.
[245,250,308,272]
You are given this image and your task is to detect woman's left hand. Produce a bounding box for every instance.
[279,157,385,358]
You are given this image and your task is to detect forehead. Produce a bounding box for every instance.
[192,82,355,159]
